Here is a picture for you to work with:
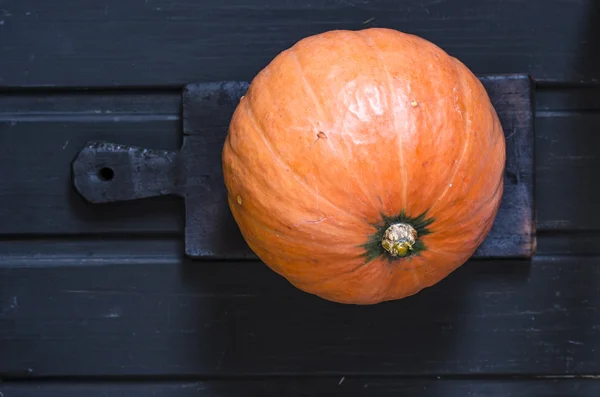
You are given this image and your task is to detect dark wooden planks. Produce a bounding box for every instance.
[537,86,600,112]
[0,0,599,88]
[0,231,590,261]
[535,111,600,231]
[0,92,183,235]
[0,0,597,389]
[0,92,597,236]
[533,86,600,232]
[536,231,600,257]
[0,90,181,116]
[2,240,600,377]
[3,379,600,396]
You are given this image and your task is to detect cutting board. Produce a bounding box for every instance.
[72,74,536,260]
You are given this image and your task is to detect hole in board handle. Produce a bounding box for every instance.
[98,167,115,181]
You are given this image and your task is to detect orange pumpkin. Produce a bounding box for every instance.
[222,28,505,304]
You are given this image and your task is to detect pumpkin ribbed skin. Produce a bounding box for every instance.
[222,28,505,304]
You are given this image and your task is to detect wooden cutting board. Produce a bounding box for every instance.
[72,74,535,260]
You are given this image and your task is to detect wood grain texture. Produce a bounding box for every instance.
[0,0,598,87]
[3,379,600,396]
[537,86,600,112]
[0,92,183,235]
[1,240,599,377]
[73,141,184,203]
[1,88,597,236]
[536,111,600,231]
[480,76,535,256]
[536,232,600,257]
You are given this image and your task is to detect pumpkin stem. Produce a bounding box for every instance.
[381,223,418,258]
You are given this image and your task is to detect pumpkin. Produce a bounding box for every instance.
[222,28,505,304]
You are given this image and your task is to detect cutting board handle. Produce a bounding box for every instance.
[72,141,184,203]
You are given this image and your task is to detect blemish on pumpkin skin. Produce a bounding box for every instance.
[305,217,328,224]
[293,216,329,227]
[237,195,243,205]
[410,100,418,107]
[310,131,328,149]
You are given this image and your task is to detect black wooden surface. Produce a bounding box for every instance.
[1,0,599,87]
[1,0,600,394]
[71,76,535,259]
[2,243,600,377]
[0,86,597,235]
[3,379,600,397]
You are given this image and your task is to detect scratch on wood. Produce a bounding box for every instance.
[505,127,517,141]
[1,296,18,315]
[216,345,228,370]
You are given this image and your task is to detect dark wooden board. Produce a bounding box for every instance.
[537,86,600,112]
[1,0,599,87]
[536,231,600,257]
[3,379,600,396]
[0,231,590,263]
[72,75,535,259]
[0,88,596,237]
[0,92,183,235]
[1,239,600,377]
[535,111,600,231]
